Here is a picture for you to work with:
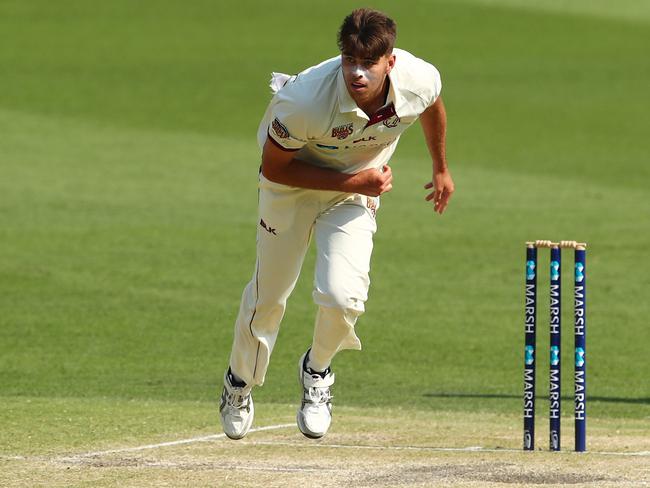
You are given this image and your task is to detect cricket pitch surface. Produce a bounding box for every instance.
[2,406,649,487]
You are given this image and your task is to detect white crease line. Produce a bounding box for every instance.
[5,424,649,464]
[240,440,650,457]
[59,423,295,460]
[596,451,650,457]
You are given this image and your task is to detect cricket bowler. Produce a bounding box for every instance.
[220,8,454,439]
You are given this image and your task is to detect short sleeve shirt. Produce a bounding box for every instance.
[257,48,442,174]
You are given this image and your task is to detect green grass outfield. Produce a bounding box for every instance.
[1,0,649,485]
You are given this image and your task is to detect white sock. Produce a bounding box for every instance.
[306,350,330,373]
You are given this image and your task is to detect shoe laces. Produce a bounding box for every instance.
[224,387,251,411]
[304,378,332,405]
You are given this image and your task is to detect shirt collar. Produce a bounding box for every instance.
[337,68,365,117]
[386,69,409,116]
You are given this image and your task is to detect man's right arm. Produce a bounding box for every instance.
[261,136,392,197]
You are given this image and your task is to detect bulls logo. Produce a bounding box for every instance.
[332,123,353,140]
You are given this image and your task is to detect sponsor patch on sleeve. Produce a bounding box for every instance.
[271,118,290,139]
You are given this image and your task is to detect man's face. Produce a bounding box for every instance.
[341,52,395,105]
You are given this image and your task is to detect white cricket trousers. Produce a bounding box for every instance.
[229,174,379,386]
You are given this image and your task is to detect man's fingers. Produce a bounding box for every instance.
[381,169,393,188]
[434,191,443,210]
[378,181,392,195]
[434,188,452,214]
[425,180,454,211]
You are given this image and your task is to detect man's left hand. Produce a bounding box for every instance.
[424,170,455,215]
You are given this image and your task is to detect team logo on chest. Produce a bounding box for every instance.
[366,103,400,129]
[382,114,400,128]
[331,123,354,140]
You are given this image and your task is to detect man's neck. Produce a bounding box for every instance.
[356,76,390,117]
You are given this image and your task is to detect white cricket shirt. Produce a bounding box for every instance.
[257,48,442,174]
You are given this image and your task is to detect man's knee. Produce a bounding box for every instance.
[312,288,366,316]
[249,302,286,335]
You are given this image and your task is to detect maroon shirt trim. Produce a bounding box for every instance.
[365,103,397,128]
[267,131,301,152]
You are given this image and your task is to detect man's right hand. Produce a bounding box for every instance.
[350,165,393,197]
[262,137,393,196]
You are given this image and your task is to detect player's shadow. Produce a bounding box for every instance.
[422,392,650,404]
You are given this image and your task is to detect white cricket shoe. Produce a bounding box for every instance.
[297,351,335,439]
[219,370,254,440]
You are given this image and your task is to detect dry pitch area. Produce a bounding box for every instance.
[2,407,648,487]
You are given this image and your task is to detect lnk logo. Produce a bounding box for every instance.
[260,219,277,235]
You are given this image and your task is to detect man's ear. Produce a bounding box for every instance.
[386,54,396,74]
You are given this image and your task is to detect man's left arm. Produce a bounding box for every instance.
[420,96,455,215]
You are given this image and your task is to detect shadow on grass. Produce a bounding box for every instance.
[423,393,650,405]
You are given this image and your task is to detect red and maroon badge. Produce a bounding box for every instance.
[331,123,353,140]
[382,114,400,128]
[366,103,400,128]
[271,118,290,139]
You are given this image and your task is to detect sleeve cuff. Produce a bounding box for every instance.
[267,130,302,152]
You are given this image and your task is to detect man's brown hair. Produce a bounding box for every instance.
[337,8,397,60]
